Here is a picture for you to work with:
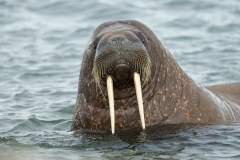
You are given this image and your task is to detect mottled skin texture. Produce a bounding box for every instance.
[71,20,240,132]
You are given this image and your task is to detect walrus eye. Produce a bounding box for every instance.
[137,32,145,44]
[92,38,98,50]
[93,43,97,50]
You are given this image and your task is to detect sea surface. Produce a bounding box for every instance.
[1,0,240,159]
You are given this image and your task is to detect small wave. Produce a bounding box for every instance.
[6,117,70,135]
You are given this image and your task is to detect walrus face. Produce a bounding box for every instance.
[92,30,151,133]
[93,31,151,90]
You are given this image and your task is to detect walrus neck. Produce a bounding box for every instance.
[142,47,201,125]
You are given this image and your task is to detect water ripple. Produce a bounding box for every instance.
[1,0,240,159]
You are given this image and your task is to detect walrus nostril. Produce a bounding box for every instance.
[110,36,125,46]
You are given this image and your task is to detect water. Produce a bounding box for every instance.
[1,0,240,159]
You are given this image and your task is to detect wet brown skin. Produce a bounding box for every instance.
[71,20,240,132]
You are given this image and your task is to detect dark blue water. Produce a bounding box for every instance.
[1,0,240,159]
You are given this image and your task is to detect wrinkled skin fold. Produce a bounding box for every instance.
[71,20,240,133]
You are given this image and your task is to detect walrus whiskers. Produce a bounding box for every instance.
[133,72,145,130]
[107,76,115,134]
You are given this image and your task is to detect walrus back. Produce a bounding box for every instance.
[207,83,240,106]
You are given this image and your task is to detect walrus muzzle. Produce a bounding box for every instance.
[92,33,151,133]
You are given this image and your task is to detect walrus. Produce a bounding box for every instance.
[71,20,240,134]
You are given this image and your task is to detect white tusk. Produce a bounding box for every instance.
[133,72,146,130]
[107,76,115,134]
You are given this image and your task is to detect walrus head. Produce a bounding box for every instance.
[92,30,151,133]
[92,31,151,90]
